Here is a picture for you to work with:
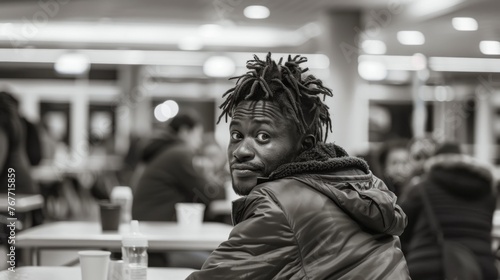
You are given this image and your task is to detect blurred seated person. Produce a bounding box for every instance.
[400,142,497,280]
[407,135,438,184]
[0,91,38,194]
[132,111,221,268]
[193,133,229,200]
[377,138,411,199]
[1,90,41,267]
[132,111,217,222]
[5,92,43,167]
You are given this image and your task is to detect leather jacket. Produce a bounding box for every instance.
[187,144,410,279]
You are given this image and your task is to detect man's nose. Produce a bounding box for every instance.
[232,139,254,162]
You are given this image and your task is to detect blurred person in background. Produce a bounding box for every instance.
[193,133,230,222]
[407,135,438,185]
[0,90,40,269]
[187,53,409,279]
[377,138,412,200]
[0,91,38,194]
[3,92,43,167]
[194,133,229,198]
[132,111,209,222]
[132,111,222,268]
[398,135,439,202]
[400,142,497,280]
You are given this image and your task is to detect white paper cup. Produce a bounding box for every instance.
[78,250,111,280]
[175,203,205,229]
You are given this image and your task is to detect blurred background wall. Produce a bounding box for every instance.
[1,0,499,163]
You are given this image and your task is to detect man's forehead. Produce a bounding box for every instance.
[231,101,284,120]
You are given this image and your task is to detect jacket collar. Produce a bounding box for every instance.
[268,143,369,180]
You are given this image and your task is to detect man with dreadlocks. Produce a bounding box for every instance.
[187,53,410,279]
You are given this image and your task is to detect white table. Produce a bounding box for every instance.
[0,266,195,280]
[17,221,232,265]
[0,194,44,230]
[0,194,44,213]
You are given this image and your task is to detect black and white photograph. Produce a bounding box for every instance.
[1,0,500,279]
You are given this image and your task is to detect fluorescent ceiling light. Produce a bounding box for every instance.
[408,0,465,18]
[359,55,418,71]
[178,36,203,51]
[0,49,330,71]
[479,41,500,55]
[358,61,387,81]
[244,5,270,19]
[397,31,425,45]
[203,56,236,77]
[0,22,311,48]
[385,70,411,83]
[163,100,179,118]
[155,100,179,122]
[360,55,500,73]
[361,40,387,55]
[199,24,222,38]
[452,17,478,31]
[154,104,169,122]
[54,53,90,75]
[411,53,427,71]
[429,56,500,72]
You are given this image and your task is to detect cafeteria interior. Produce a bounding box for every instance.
[2,0,500,279]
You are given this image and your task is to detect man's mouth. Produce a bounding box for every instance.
[231,164,261,177]
[232,169,259,177]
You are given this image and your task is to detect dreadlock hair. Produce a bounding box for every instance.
[217,52,333,142]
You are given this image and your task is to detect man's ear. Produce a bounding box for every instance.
[301,134,316,151]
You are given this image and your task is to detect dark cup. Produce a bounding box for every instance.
[99,201,121,232]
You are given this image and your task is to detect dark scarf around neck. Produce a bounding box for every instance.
[269,143,369,180]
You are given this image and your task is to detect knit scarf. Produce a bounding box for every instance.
[269,143,369,180]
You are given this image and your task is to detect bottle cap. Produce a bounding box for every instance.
[122,220,148,247]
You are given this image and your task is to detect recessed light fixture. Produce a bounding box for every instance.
[54,53,90,75]
[479,40,500,55]
[154,105,169,122]
[244,5,270,19]
[358,61,387,81]
[397,31,425,45]
[163,100,179,117]
[361,40,387,55]
[154,100,180,122]
[203,56,236,77]
[452,17,478,31]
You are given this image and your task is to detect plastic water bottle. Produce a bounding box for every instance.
[111,186,133,225]
[122,220,148,280]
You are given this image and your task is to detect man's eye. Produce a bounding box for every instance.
[256,133,270,142]
[231,132,242,140]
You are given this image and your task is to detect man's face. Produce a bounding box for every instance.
[228,100,303,195]
[182,125,204,151]
[385,148,411,185]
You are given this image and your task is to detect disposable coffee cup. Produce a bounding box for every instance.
[99,201,121,232]
[78,250,111,280]
[175,203,205,229]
